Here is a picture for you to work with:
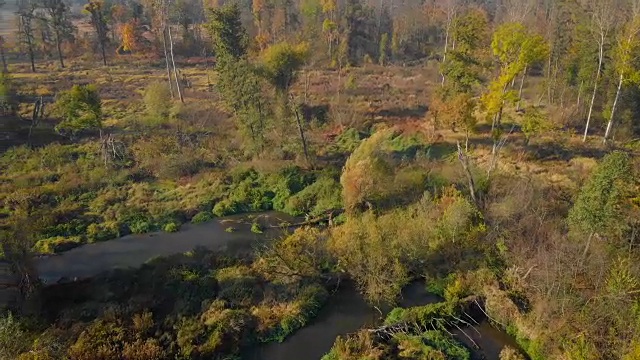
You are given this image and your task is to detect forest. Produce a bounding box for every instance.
[0,0,640,359]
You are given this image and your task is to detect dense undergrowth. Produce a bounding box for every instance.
[3,249,330,359]
[0,141,344,254]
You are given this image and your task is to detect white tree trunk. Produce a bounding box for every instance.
[604,73,624,144]
[168,26,184,103]
[584,37,605,142]
[441,23,450,86]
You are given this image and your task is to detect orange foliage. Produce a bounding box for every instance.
[120,20,139,52]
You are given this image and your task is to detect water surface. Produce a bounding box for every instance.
[35,212,297,283]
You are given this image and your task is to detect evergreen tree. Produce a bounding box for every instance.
[206,3,248,60]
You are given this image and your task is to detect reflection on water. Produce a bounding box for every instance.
[455,321,523,360]
[35,211,297,283]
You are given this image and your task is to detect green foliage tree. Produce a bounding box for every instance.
[568,151,634,258]
[440,7,488,94]
[53,85,102,137]
[205,3,248,60]
[261,41,310,97]
[216,57,268,154]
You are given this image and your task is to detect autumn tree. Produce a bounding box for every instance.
[53,84,102,137]
[85,0,110,66]
[483,22,547,132]
[42,0,75,68]
[340,128,395,213]
[120,20,140,52]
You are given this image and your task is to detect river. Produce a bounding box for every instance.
[35,211,524,360]
[35,211,297,284]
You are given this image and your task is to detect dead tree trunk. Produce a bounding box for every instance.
[54,29,64,68]
[456,141,477,205]
[291,95,311,167]
[161,28,174,98]
[168,27,184,103]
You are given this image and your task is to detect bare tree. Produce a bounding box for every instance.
[85,0,109,66]
[42,0,74,68]
[17,3,37,72]
[499,0,536,24]
[153,0,176,98]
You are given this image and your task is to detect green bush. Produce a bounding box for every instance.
[284,174,342,216]
[129,220,152,234]
[33,236,84,254]
[86,222,120,243]
[53,84,102,137]
[143,81,173,123]
[251,222,263,234]
[191,212,213,224]
[213,200,238,217]
[164,222,180,233]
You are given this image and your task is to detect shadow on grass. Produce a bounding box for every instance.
[375,105,429,119]
[526,141,609,162]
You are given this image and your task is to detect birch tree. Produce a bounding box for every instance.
[603,14,640,143]
[581,0,620,142]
